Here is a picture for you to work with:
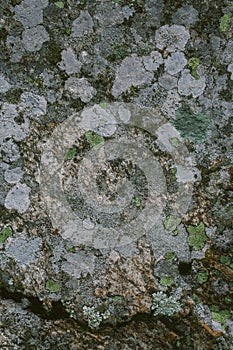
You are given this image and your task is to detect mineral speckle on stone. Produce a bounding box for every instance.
[227,63,233,80]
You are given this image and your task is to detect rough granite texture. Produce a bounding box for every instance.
[0,0,232,349]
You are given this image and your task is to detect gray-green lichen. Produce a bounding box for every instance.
[83,305,111,329]
[172,108,212,143]
[151,292,181,317]
[0,227,12,244]
[187,222,207,251]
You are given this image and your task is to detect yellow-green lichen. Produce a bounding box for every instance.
[165,252,176,260]
[164,215,181,233]
[187,222,207,251]
[188,57,200,80]
[54,1,64,9]
[64,147,77,161]
[85,131,105,150]
[45,279,61,293]
[197,270,209,284]
[211,306,231,329]
[160,276,174,287]
[169,137,182,148]
[0,226,13,243]
[219,14,232,32]
[134,196,141,207]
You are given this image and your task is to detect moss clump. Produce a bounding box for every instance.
[187,222,207,251]
[85,131,104,150]
[211,307,231,329]
[219,14,231,32]
[172,109,212,144]
[54,1,64,8]
[0,227,12,243]
[45,279,61,293]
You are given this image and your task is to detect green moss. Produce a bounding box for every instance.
[54,1,64,8]
[187,222,207,251]
[188,57,200,79]
[134,196,141,207]
[225,296,233,304]
[85,131,104,150]
[99,101,107,108]
[45,279,61,293]
[169,167,177,181]
[165,252,176,260]
[172,109,212,144]
[211,309,231,329]
[160,276,174,287]
[0,227,13,243]
[64,147,77,161]
[197,271,209,284]
[219,14,231,32]
[164,215,181,232]
[112,295,122,301]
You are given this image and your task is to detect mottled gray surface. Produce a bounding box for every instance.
[0,0,232,348]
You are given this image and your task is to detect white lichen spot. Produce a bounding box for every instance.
[5,183,31,214]
[112,54,153,97]
[6,234,42,265]
[142,51,163,72]
[65,77,95,103]
[72,11,94,38]
[178,69,206,98]
[165,52,187,75]
[155,25,190,52]
[14,0,48,28]
[59,48,82,75]
[22,25,49,52]
[4,167,24,184]
[0,75,11,93]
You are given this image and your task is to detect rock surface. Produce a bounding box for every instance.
[0,0,232,349]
